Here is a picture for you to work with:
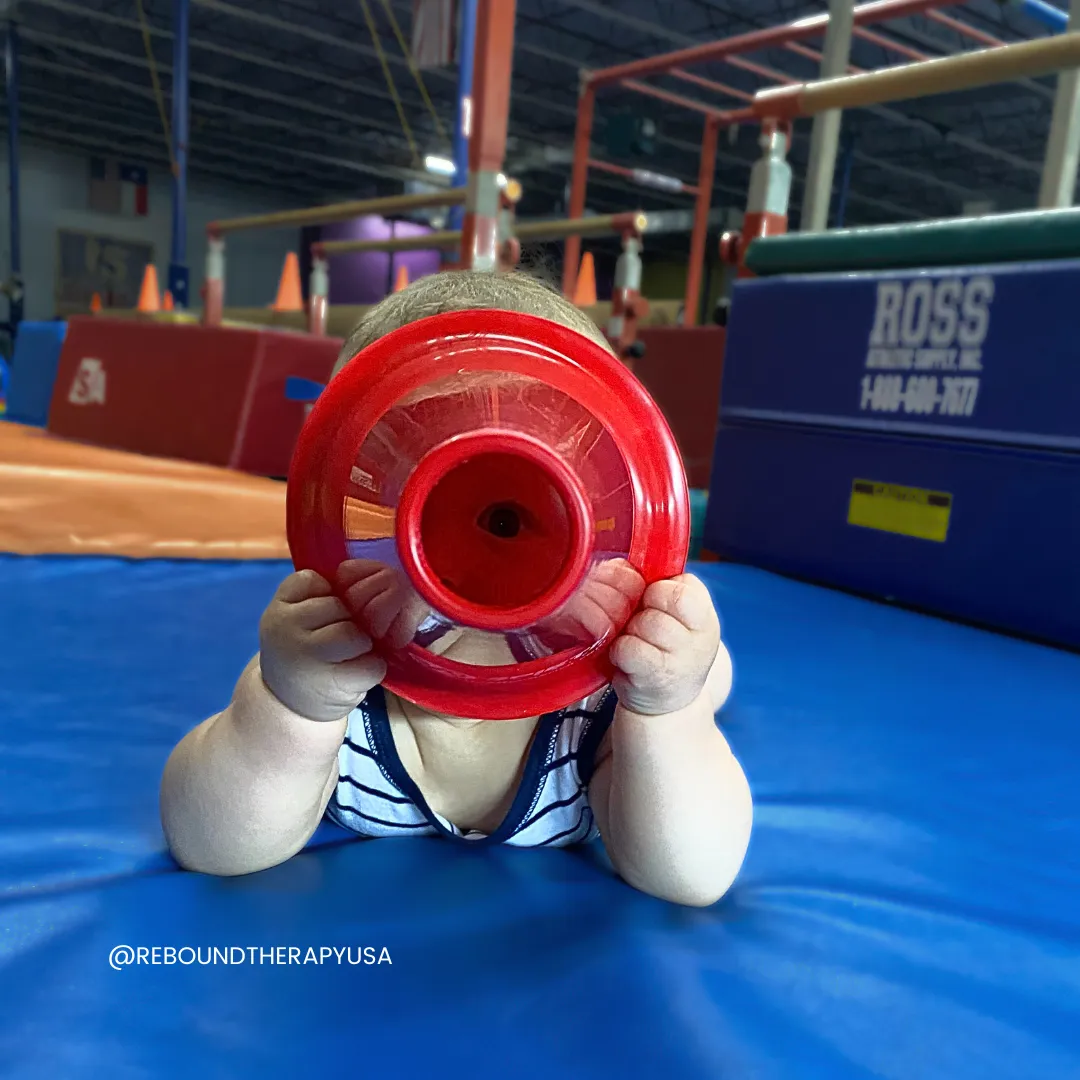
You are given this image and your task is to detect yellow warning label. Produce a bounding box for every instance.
[847,479,952,543]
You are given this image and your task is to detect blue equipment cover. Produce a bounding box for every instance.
[1,555,1078,1079]
[4,321,68,427]
[709,260,1080,648]
[721,262,1080,452]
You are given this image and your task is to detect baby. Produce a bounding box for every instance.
[160,271,752,907]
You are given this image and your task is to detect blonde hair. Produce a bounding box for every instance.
[332,269,610,379]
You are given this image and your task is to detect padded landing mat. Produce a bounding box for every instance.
[0,421,288,558]
[1,557,1078,1079]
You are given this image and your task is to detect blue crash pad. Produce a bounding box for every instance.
[3,321,67,427]
[1,555,1078,1079]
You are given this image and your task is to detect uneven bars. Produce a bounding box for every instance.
[754,32,1080,118]
[209,189,468,235]
[562,0,955,299]
[320,230,461,255]
[317,212,649,256]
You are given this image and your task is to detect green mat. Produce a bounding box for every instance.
[690,489,707,560]
[745,208,1080,276]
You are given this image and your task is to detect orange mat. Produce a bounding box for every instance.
[0,422,289,559]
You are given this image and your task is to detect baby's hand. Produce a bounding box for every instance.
[259,570,387,722]
[609,574,720,716]
[335,559,432,650]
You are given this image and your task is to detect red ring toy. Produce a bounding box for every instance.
[287,309,689,720]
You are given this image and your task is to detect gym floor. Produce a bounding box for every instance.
[3,545,1078,1077]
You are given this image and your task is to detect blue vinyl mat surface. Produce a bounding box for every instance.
[1,555,1078,1079]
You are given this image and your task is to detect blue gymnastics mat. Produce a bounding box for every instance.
[1,555,1078,1079]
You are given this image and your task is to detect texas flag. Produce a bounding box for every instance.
[89,158,149,216]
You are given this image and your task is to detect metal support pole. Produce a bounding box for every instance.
[684,115,720,328]
[168,0,190,308]
[562,81,595,298]
[448,0,478,233]
[460,0,516,273]
[307,250,328,337]
[5,19,22,337]
[800,0,855,232]
[202,235,224,327]
[1038,0,1080,207]
[719,124,793,277]
[833,132,856,226]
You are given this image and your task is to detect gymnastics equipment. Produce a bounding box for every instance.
[202,189,469,328]
[7,551,1080,1076]
[4,320,67,427]
[46,318,339,477]
[287,309,689,720]
[723,31,1080,272]
[564,1,1080,318]
[707,37,1080,650]
[563,0,964,325]
[311,211,651,364]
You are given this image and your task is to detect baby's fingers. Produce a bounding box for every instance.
[280,594,352,632]
[590,559,646,601]
[609,631,667,677]
[307,621,374,663]
[642,575,718,633]
[623,606,691,653]
[275,569,334,604]
[331,653,388,697]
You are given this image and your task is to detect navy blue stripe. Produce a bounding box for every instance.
[343,736,375,759]
[576,691,618,786]
[516,788,585,834]
[338,773,414,804]
[332,802,432,830]
[561,708,607,721]
[537,805,593,847]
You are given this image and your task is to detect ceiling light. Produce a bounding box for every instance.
[424,155,456,176]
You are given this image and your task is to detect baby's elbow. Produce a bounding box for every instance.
[163,820,296,877]
[684,775,754,907]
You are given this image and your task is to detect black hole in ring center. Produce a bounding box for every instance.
[483,503,522,539]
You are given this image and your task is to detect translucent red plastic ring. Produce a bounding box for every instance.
[396,428,595,632]
[287,309,689,720]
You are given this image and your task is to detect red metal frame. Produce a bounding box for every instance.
[562,0,965,323]
[685,115,720,326]
[460,0,517,271]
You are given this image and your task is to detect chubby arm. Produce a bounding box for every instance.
[160,570,386,876]
[160,657,344,876]
[589,577,752,907]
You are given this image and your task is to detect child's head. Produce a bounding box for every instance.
[331,269,611,379]
[331,270,617,691]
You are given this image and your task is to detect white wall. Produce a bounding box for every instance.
[0,139,307,321]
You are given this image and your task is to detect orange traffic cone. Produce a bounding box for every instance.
[89,292,102,314]
[573,251,597,307]
[162,290,174,311]
[137,265,161,313]
[272,252,304,312]
[393,264,410,293]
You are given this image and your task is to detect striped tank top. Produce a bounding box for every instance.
[325,684,616,848]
